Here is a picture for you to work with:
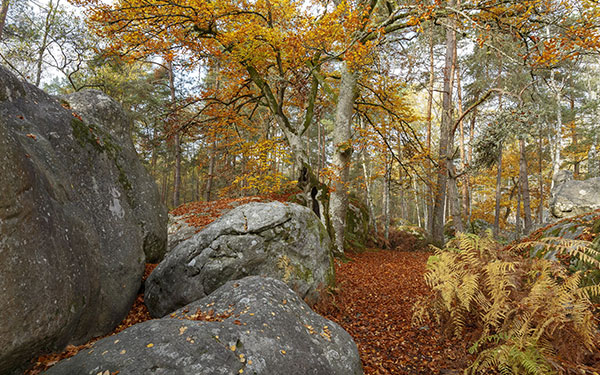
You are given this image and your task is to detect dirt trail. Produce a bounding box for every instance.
[316,250,468,375]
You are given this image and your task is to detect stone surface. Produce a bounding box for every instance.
[0,66,162,373]
[345,197,369,251]
[45,276,363,375]
[550,171,600,218]
[146,201,333,317]
[168,213,198,252]
[62,90,168,262]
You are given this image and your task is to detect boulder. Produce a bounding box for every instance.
[45,276,363,375]
[62,90,168,262]
[550,171,600,218]
[168,213,198,252]
[146,201,333,317]
[0,66,163,373]
[344,196,370,251]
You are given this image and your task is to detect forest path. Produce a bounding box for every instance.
[315,250,468,375]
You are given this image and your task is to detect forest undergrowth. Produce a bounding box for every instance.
[28,198,600,374]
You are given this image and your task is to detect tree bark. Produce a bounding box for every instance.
[0,0,9,41]
[537,130,544,224]
[426,15,435,235]
[493,144,503,238]
[168,60,181,207]
[329,62,356,257]
[519,139,532,234]
[204,140,216,201]
[456,55,470,226]
[431,1,456,246]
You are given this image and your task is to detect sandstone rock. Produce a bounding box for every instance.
[0,66,162,373]
[345,197,369,251]
[167,213,198,252]
[62,90,168,262]
[550,171,600,218]
[45,276,363,375]
[146,201,333,317]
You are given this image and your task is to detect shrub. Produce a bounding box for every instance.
[413,231,600,374]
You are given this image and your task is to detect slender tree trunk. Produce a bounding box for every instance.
[0,0,10,41]
[35,0,59,87]
[537,131,544,224]
[168,60,181,208]
[431,2,456,246]
[361,150,377,234]
[516,179,522,238]
[519,139,532,234]
[493,144,503,238]
[329,62,356,257]
[567,99,580,178]
[383,157,391,247]
[426,16,435,235]
[589,134,599,178]
[204,140,216,201]
[456,56,470,226]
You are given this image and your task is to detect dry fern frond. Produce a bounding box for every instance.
[415,232,600,374]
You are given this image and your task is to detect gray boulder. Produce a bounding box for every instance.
[45,276,363,375]
[62,90,168,262]
[168,214,199,252]
[550,171,600,218]
[0,66,162,373]
[146,201,333,318]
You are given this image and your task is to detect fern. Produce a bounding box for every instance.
[414,232,600,374]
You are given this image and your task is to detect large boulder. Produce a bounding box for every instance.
[45,276,363,375]
[62,90,168,262]
[550,174,600,218]
[146,201,334,317]
[0,66,164,373]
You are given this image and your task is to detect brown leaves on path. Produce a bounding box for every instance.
[315,250,470,375]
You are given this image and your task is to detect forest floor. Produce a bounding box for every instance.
[315,249,471,375]
[29,195,471,374]
[29,249,471,374]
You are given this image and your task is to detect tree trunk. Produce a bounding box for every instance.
[168,60,181,207]
[516,178,522,238]
[361,148,377,235]
[589,133,599,178]
[493,144,503,238]
[383,157,391,247]
[456,55,470,226]
[519,139,532,234]
[329,62,356,257]
[204,140,216,201]
[0,0,10,41]
[426,15,435,235]
[537,131,544,224]
[431,1,456,246]
[35,0,59,87]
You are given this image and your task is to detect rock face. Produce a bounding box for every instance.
[550,170,600,218]
[0,66,164,373]
[345,197,370,251]
[168,213,198,252]
[45,276,363,375]
[146,201,333,317]
[62,90,168,262]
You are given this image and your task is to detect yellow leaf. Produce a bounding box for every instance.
[146,343,154,348]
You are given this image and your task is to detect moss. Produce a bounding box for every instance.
[71,117,135,207]
[295,264,314,283]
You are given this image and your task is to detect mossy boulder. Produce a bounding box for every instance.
[344,195,370,252]
[0,66,164,373]
[145,202,333,317]
[46,276,363,375]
